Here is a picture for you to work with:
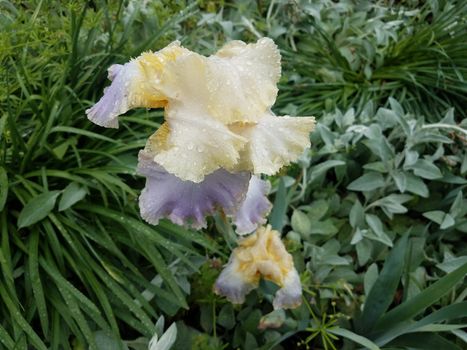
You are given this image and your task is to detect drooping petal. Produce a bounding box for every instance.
[230,114,316,175]
[137,149,250,229]
[213,254,258,304]
[231,176,272,235]
[150,107,247,183]
[273,269,302,310]
[214,225,302,309]
[86,60,144,128]
[86,41,188,128]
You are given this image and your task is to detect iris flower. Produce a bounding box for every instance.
[214,225,302,309]
[87,38,315,234]
[87,38,312,309]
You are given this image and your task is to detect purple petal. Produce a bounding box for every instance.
[273,269,302,310]
[232,176,272,235]
[213,255,258,304]
[86,62,140,129]
[137,150,250,229]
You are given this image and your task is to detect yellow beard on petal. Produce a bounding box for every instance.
[233,225,295,287]
[146,122,171,153]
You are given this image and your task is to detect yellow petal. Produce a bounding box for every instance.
[230,114,316,175]
[148,104,247,183]
[214,225,302,308]
[157,38,281,125]
[86,41,188,128]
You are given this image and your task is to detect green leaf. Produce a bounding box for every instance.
[358,234,408,333]
[405,173,429,197]
[349,199,364,228]
[423,210,445,225]
[310,219,338,236]
[440,213,455,229]
[18,191,60,228]
[364,264,379,296]
[365,214,393,247]
[423,211,455,229]
[291,210,311,235]
[59,182,87,211]
[436,256,467,273]
[347,172,385,192]
[387,333,462,350]
[309,160,346,182]
[375,302,467,346]
[28,231,49,338]
[410,159,443,180]
[328,327,381,350]
[375,263,467,332]
[269,177,287,231]
[449,190,464,218]
[306,199,329,221]
[217,304,235,330]
[0,167,7,212]
[94,331,127,350]
[150,323,177,350]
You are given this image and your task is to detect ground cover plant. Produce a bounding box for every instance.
[0,0,466,349]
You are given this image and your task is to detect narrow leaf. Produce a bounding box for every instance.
[329,327,381,350]
[376,263,467,331]
[358,234,408,333]
[0,167,7,212]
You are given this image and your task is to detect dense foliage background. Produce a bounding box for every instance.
[0,0,466,349]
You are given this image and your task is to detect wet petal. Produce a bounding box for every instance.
[231,114,316,175]
[137,149,250,229]
[157,38,281,125]
[86,41,188,128]
[150,109,247,183]
[206,37,281,123]
[214,225,302,309]
[232,176,272,235]
[86,60,143,128]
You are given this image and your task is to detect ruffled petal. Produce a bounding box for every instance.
[208,37,281,123]
[230,114,316,175]
[86,41,188,128]
[150,108,247,183]
[213,255,258,304]
[157,38,281,125]
[214,225,302,309]
[86,60,143,128]
[231,176,272,235]
[273,269,302,310]
[137,149,250,229]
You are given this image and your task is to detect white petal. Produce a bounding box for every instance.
[231,114,316,175]
[214,225,301,308]
[213,254,258,304]
[158,38,281,125]
[209,37,281,123]
[86,60,143,128]
[273,269,302,310]
[151,106,247,182]
[231,176,272,235]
